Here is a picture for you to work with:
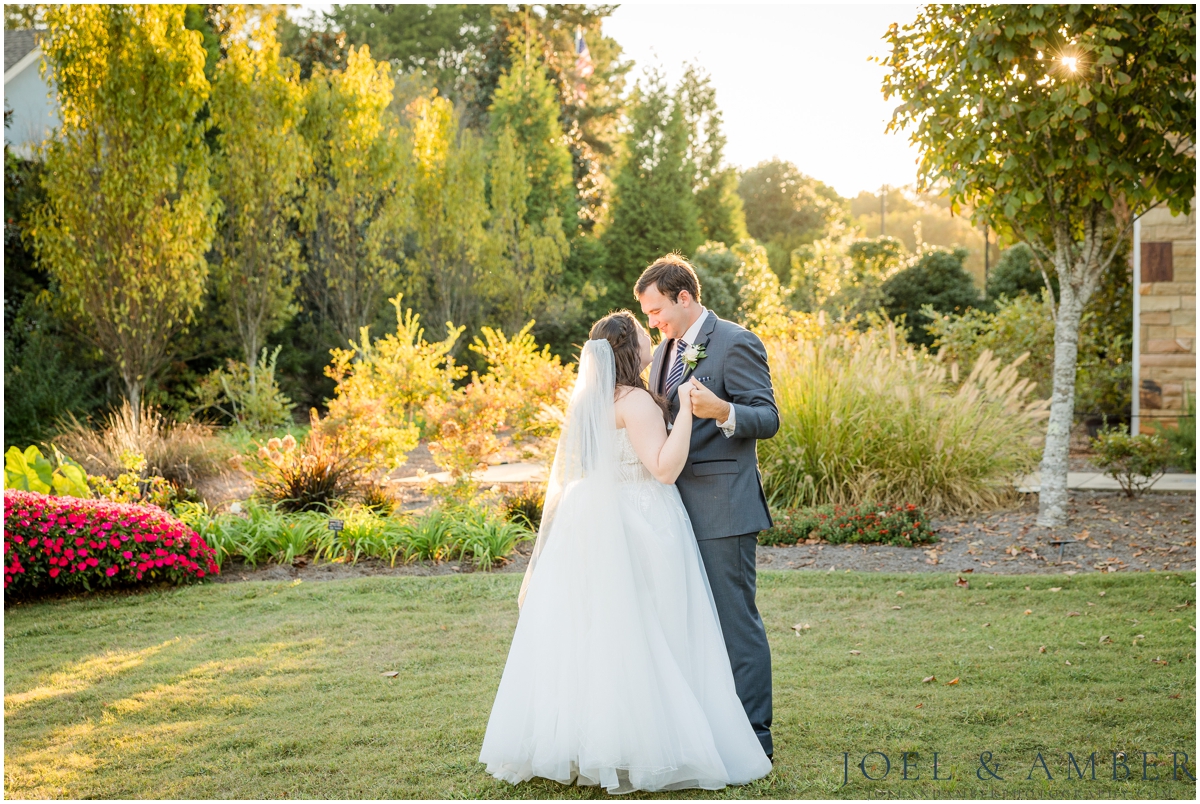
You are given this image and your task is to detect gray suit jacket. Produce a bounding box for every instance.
[649,311,779,541]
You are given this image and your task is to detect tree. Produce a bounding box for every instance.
[328,4,495,103]
[603,69,703,290]
[881,247,981,347]
[789,231,907,318]
[485,129,569,333]
[404,93,491,334]
[32,5,218,424]
[676,64,748,246]
[739,159,848,283]
[882,4,1195,526]
[488,33,577,231]
[300,45,412,346]
[691,239,787,328]
[210,10,310,373]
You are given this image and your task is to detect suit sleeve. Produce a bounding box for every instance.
[723,329,779,441]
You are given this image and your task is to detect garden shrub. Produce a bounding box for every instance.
[248,417,359,512]
[85,449,179,508]
[4,490,219,595]
[320,295,465,471]
[468,321,575,441]
[192,345,295,432]
[501,483,544,531]
[926,291,1056,397]
[1090,427,1173,498]
[760,324,1047,514]
[881,247,980,347]
[760,502,935,548]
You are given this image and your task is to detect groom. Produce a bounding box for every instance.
[636,254,779,760]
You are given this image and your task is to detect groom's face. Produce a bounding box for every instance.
[637,285,696,341]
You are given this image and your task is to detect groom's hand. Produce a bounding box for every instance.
[688,378,732,423]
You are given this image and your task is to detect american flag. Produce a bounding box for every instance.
[575,27,594,78]
[575,26,594,96]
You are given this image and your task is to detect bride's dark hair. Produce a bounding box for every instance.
[589,310,670,423]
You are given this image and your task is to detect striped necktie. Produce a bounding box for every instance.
[664,339,688,395]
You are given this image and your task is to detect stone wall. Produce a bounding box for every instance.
[1137,205,1196,431]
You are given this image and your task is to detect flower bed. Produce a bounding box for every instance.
[4,490,219,596]
[760,502,936,548]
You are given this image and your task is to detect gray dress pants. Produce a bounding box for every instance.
[695,533,773,757]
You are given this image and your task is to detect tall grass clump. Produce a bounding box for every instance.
[54,402,228,486]
[760,324,1048,514]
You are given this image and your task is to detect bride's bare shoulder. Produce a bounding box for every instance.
[614,385,654,406]
[614,386,662,428]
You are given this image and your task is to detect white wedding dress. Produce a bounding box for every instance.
[479,339,772,794]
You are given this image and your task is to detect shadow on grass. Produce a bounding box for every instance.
[4,571,1196,798]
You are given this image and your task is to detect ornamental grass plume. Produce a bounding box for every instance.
[759,323,1048,514]
[4,490,220,595]
[53,401,227,487]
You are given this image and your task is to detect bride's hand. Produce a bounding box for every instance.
[677,381,694,411]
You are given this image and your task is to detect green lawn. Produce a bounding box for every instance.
[4,570,1196,799]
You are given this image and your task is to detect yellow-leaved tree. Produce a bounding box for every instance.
[33,4,218,428]
[209,8,310,374]
[404,93,492,333]
[300,45,412,345]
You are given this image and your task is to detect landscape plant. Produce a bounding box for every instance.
[4,445,90,498]
[1090,427,1173,499]
[320,295,465,470]
[248,418,359,513]
[760,502,935,548]
[193,346,296,433]
[881,4,1196,526]
[760,324,1048,513]
[53,403,226,488]
[880,247,980,347]
[3,490,219,595]
[467,322,575,441]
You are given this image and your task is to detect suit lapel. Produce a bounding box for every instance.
[668,311,718,401]
[649,338,672,396]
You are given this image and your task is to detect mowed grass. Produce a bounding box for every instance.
[4,570,1196,799]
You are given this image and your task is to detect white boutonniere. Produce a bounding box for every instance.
[681,342,707,371]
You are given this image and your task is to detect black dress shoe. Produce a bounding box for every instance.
[766,754,774,764]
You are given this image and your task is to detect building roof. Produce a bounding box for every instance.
[5,29,41,74]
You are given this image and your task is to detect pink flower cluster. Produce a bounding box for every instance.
[4,490,219,594]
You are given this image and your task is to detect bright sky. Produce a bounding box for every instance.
[290,2,921,197]
[606,3,922,197]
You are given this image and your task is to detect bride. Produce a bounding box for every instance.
[478,310,773,794]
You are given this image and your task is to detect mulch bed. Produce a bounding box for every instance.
[758,490,1195,575]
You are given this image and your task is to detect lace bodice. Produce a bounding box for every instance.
[615,428,654,483]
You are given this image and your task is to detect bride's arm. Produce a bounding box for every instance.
[617,386,694,484]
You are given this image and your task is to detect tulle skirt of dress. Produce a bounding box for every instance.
[478,475,772,794]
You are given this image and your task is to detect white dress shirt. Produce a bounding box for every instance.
[667,306,736,437]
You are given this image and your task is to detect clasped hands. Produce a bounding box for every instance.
[677,377,731,423]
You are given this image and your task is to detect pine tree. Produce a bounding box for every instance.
[603,70,702,290]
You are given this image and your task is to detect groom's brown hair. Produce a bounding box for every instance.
[634,253,702,304]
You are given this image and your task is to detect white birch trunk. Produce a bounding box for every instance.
[1036,273,1083,526]
[1036,210,1108,527]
